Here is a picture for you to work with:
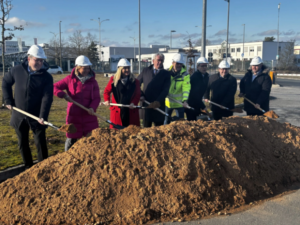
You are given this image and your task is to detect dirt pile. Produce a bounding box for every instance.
[264,110,279,119]
[1,116,300,225]
[58,123,77,134]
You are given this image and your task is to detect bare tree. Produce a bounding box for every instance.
[48,36,69,65]
[0,0,24,76]
[68,30,88,56]
[278,40,297,71]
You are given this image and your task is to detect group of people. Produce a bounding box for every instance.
[2,44,272,169]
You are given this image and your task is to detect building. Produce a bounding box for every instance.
[0,40,30,54]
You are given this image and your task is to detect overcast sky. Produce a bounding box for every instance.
[5,0,300,48]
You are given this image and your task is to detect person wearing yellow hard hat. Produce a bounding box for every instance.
[239,56,272,116]
[204,60,237,120]
[164,53,191,124]
[2,45,53,169]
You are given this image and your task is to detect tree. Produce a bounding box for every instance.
[68,30,87,56]
[278,40,297,71]
[47,36,69,65]
[264,36,275,42]
[86,41,99,66]
[0,0,24,76]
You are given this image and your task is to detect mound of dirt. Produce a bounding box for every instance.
[1,116,300,225]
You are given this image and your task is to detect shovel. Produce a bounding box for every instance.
[71,100,125,129]
[144,100,182,121]
[243,97,279,119]
[12,107,77,133]
[103,103,146,109]
[204,99,244,113]
[167,96,212,121]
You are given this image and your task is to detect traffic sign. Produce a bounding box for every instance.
[241,53,244,57]
[208,52,213,57]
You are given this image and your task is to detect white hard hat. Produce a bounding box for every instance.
[27,45,47,59]
[117,58,131,67]
[197,57,209,64]
[75,55,92,66]
[218,60,230,69]
[250,56,263,66]
[172,53,184,64]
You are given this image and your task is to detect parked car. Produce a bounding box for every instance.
[48,65,63,74]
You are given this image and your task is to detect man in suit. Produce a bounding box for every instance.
[137,53,171,127]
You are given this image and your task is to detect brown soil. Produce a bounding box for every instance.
[146,101,161,109]
[264,110,279,119]
[58,124,77,134]
[1,116,300,225]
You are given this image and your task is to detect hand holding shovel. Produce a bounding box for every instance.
[243,97,279,119]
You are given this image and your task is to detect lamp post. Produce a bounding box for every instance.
[91,18,109,62]
[201,0,207,57]
[242,24,245,71]
[224,0,230,62]
[277,3,281,67]
[170,30,176,49]
[50,32,58,65]
[59,21,62,68]
[138,0,141,73]
[130,36,136,62]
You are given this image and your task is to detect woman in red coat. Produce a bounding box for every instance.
[54,55,100,151]
[103,58,141,128]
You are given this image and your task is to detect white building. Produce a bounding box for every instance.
[0,40,30,54]
[187,41,293,63]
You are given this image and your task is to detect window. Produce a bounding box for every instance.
[244,47,248,52]
[237,48,241,52]
[257,46,262,51]
[249,47,254,52]
[208,49,212,53]
[213,49,217,53]
[219,49,221,53]
[222,48,226,53]
[231,48,235,53]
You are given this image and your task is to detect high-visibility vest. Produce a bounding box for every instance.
[165,65,191,108]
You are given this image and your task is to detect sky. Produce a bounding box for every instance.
[4,0,300,48]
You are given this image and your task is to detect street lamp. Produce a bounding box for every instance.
[50,32,58,65]
[91,18,109,62]
[170,30,176,49]
[277,3,281,67]
[242,24,245,71]
[59,21,62,68]
[130,36,136,62]
[138,0,141,73]
[224,0,230,62]
[201,0,207,57]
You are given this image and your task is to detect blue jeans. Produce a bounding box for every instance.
[164,107,185,124]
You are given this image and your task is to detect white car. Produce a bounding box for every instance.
[48,65,63,74]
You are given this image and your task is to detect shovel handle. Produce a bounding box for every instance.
[205,100,229,110]
[109,103,142,109]
[12,107,51,126]
[243,97,265,113]
[71,100,108,122]
[167,96,194,110]
[144,100,170,117]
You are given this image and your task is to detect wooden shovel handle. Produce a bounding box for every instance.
[243,97,265,112]
[71,100,108,122]
[167,96,194,110]
[206,100,229,110]
[12,107,50,126]
[144,100,166,115]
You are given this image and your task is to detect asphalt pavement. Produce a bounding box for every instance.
[156,84,300,225]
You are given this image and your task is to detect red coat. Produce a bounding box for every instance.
[103,76,141,128]
[53,68,101,138]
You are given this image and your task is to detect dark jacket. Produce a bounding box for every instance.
[137,65,171,122]
[2,59,53,129]
[240,65,272,114]
[204,73,237,115]
[187,70,209,111]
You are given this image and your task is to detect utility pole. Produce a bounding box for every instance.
[225,0,230,62]
[242,24,245,71]
[59,21,62,69]
[91,18,109,62]
[277,3,281,68]
[138,0,141,74]
[201,0,207,57]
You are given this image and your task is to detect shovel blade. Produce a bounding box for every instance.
[264,110,279,119]
[231,108,244,113]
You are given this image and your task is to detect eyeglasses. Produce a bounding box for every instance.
[31,58,44,63]
[199,65,208,68]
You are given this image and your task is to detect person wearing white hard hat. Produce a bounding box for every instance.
[54,55,100,151]
[186,57,211,121]
[239,56,272,116]
[204,60,237,120]
[164,53,191,124]
[103,58,141,128]
[2,44,53,169]
[137,53,171,127]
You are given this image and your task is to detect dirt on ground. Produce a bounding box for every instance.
[1,116,300,225]
[58,123,77,134]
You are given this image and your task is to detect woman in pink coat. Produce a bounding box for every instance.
[53,55,101,151]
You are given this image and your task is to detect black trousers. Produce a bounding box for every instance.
[185,108,200,121]
[143,120,164,128]
[213,110,233,121]
[14,119,48,168]
[246,111,264,116]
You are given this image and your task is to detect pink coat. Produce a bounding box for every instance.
[53,68,101,138]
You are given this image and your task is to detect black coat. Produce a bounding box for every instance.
[187,70,209,111]
[137,65,171,122]
[204,73,237,116]
[240,65,272,114]
[2,59,53,129]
